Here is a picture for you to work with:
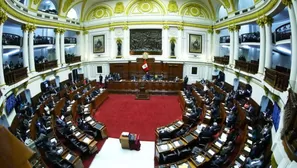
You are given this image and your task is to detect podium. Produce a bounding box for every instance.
[135,82,150,100]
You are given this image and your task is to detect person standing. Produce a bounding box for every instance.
[184,75,188,89]
[99,74,103,85]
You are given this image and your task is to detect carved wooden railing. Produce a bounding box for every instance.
[65,56,81,64]
[4,67,28,85]
[220,36,230,43]
[264,68,289,91]
[275,23,291,42]
[35,60,58,72]
[64,37,77,44]
[2,33,22,46]
[34,36,54,45]
[214,56,229,65]
[241,32,260,43]
[235,60,259,74]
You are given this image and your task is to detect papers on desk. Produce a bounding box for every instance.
[239,155,246,162]
[219,133,227,142]
[83,137,92,144]
[234,161,241,168]
[67,121,72,125]
[71,126,76,131]
[196,155,205,163]
[84,108,89,112]
[248,126,253,131]
[169,126,175,131]
[244,145,251,153]
[26,129,30,134]
[160,144,168,151]
[61,115,65,120]
[121,132,129,136]
[65,153,72,160]
[84,104,90,108]
[178,163,188,168]
[247,139,253,145]
[46,127,51,130]
[208,149,215,156]
[85,116,92,122]
[246,116,251,120]
[50,138,57,143]
[248,133,253,138]
[75,132,81,137]
[173,141,180,147]
[205,114,211,119]
[224,127,230,132]
[206,110,211,114]
[215,141,223,148]
[177,121,184,126]
[90,121,95,125]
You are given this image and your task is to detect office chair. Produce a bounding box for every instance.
[161,151,178,164]
[177,147,191,158]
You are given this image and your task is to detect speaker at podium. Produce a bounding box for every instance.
[135,82,150,100]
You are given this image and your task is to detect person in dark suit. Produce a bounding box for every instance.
[210,154,228,167]
[211,105,220,119]
[220,141,233,155]
[200,126,213,140]
[99,74,103,85]
[183,75,188,89]
[226,111,237,128]
[246,154,264,168]
[210,122,221,134]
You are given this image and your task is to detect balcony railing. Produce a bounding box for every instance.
[241,32,260,43]
[220,36,230,43]
[66,55,81,64]
[214,56,229,65]
[34,36,54,45]
[4,67,28,85]
[2,33,22,46]
[35,60,58,72]
[64,37,77,44]
[264,68,289,91]
[235,60,259,74]
[275,23,291,42]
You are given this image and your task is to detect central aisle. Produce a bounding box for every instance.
[89,138,155,168]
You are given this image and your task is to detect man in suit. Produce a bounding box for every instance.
[200,126,213,140]
[220,141,233,155]
[183,75,188,89]
[210,122,221,134]
[226,111,237,128]
[210,154,228,167]
[99,74,103,84]
[245,154,264,168]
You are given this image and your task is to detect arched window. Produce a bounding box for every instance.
[218,6,227,19]
[38,0,58,15]
[237,0,254,11]
[67,8,78,19]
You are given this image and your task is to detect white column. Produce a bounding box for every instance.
[28,26,36,72]
[21,25,29,71]
[257,19,266,74]
[109,27,116,58]
[78,31,84,57]
[163,25,169,57]
[0,23,5,85]
[60,30,65,65]
[293,0,297,24]
[207,29,213,62]
[287,4,297,89]
[83,31,89,61]
[54,29,60,65]
[264,16,273,69]
[75,31,82,56]
[234,26,240,61]
[213,30,220,58]
[177,26,183,60]
[228,27,234,65]
[123,26,129,57]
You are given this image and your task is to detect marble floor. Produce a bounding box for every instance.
[89,138,155,168]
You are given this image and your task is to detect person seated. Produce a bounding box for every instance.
[158,127,171,140]
[220,81,225,90]
[200,126,213,140]
[220,141,233,155]
[3,61,10,72]
[245,154,264,168]
[226,111,237,128]
[261,123,271,137]
[56,116,66,127]
[211,105,220,119]
[210,122,221,134]
[77,118,97,138]
[210,154,228,167]
[85,95,92,104]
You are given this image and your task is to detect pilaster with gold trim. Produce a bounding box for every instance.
[76,31,83,59]
[123,25,129,57]
[207,28,213,62]
[177,25,184,59]
[282,0,297,90]
[28,25,36,72]
[21,24,30,72]
[60,29,66,65]
[109,27,116,58]
[163,25,169,58]
[264,16,273,69]
[54,28,61,65]
[257,18,266,74]
[83,30,89,61]
[0,10,7,85]
[234,25,240,62]
[213,30,220,58]
[228,25,235,65]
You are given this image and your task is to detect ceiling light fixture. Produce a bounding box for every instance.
[276,46,291,55]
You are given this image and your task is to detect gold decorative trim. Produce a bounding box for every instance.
[0,9,8,24]
[163,25,169,30]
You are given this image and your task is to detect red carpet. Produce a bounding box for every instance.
[94,94,183,141]
[82,94,182,167]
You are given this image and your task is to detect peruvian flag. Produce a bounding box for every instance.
[142,59,149,72]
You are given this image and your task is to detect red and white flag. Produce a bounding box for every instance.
[142,60,149,72]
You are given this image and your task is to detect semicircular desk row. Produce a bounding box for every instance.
[154,81,262,168]
[11,80,109,168]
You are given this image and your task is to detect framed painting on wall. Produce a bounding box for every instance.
[189,34,202,53]
[93,35,105,53]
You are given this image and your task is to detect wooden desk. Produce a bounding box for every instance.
[62,152,83,168]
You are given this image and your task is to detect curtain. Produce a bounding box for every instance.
[260,96,269,112]
[272,102,280,131]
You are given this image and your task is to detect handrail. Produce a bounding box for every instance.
[2,33,22,46]
[240,32,260,43]
[214,56,229,65]
[66,56,81,64]
[275,23,291,42]
[220,36,230,43]
[4,67,28,85]
[35,60,58,72]
[235,60,258,74]
[34,36,54,45]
